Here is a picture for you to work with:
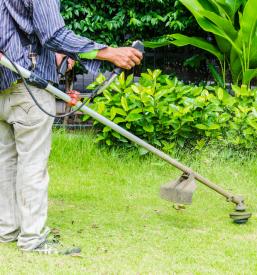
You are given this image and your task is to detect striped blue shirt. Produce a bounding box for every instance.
[0,0,107,91]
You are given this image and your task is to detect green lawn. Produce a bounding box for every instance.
[0,131,256,274]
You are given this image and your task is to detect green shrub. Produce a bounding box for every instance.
[60,0,194,46]
[84,70,257,151]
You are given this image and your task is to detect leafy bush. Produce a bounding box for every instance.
[84,70,257,151]
[60,0,194,46]
[144,0,257,87]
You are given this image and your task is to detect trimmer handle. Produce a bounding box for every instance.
[58,40,145,76]
[114,40,145,74]
[132,40,145,54]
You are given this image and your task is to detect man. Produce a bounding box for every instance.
[0,0,142,254]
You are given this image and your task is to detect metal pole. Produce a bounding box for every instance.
[0,55,244,206]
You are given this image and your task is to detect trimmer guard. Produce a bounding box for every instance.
[160,173,197,205]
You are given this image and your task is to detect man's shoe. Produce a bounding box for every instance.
[32,240,81,255]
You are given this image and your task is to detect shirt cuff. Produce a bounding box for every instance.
[79,50,99,60]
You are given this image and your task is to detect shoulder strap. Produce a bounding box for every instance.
[14,21,31,47]
[14,20,41,56]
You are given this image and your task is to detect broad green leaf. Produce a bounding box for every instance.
[247,119,257,130]
[113,117,126,124]
[110,83,122,93]
[103,90,112,101]
[130,108,143,114]
[231,85,242,97]
[126,74,134,87]
[215,36,231,55]
[106,139,112,146]
[216,87,224,100]
[97,102,106,114]
[96,73,106,84]
[219,113,231,123]
[110,107,116,120]
[95,134,105,143]
[144,106,155,114]
[195,124,208,130]
[121,96,129,111]
[143,124,155,132]
[215,0,244,19]
[118,72,125,87]
[153,69,162,80]
[143,86,155,96]
[126,113,142,122]
[237,0,257,84]
[82,114,91,122]
[103,126,111,133]
[144,38,174,48]
[208,124,221,130]
[141,73,153,81]
[243,69,257,85]
[141,93,154,105]
[126,123,131,129]
[179,0,242,54]
[170,34,224,62]
[131,85,141,94]
[86,82,98,90]
[201,10,237,40]
[155,89,174,100]
[112,132,121,139]
[115,108,127,116]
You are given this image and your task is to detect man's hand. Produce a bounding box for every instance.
[56,53,75,72]
[96,47,143,70]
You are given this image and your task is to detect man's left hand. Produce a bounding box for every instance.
[56,53,75,72]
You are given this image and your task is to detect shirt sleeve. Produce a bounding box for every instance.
[32,0,107,74]
[45,28,107,74]
[32,0,65,45]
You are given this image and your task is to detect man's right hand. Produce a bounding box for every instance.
[96,47,143,70]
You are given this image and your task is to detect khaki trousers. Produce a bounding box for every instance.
[0,83,55,250]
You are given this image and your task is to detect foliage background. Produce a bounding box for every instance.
[60,0,195,46]
[60,0,209,80]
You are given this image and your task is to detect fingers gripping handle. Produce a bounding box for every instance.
[114,40,145,75]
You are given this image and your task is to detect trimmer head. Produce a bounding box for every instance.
[160,173,197,205]
[230,211,252,224]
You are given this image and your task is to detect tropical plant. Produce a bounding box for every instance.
[84,70,257,151]
[144,0,257,87]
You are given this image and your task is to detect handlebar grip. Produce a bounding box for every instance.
[132,40,145,54]
[113,41,145,75]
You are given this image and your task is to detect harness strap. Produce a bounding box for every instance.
[14,21,41,71]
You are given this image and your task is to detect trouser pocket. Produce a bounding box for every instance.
[9,85,56,126]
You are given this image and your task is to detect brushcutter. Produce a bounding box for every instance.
[0,41,252,224]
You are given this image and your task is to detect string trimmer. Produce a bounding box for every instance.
[0,42,252,224]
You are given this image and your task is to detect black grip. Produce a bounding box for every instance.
[58,56,69,76]
[132,40,145,54]
[28,72,49,89]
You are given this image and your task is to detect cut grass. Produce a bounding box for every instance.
[0,130,256,274]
